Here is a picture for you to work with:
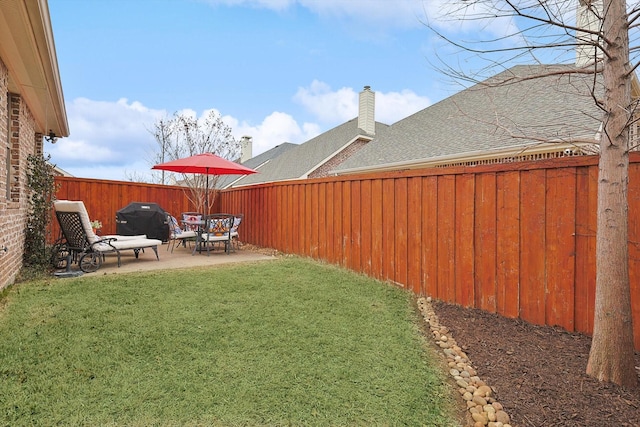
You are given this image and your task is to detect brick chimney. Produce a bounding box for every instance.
[358,86,375,135]
[575,0,603,67]
[240,136,252,162]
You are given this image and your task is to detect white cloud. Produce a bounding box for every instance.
[294,80,430,125]
[293,81,356,123]
[376,89,431,123]
[46,97,167,180]
[227,111,320,156]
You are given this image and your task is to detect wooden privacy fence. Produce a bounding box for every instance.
[218,154,640,350]
[52,176,198,239]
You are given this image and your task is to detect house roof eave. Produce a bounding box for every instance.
[0,0,69,138]
[332,140,599,176]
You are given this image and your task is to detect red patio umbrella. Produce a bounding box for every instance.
[152,153,257,214]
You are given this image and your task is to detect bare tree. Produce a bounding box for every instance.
[429,0,637,387]
[149,116,175,185]
[149,110,240,213]
[122,170,150,183]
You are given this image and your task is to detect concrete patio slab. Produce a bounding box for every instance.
[61,243,278,276]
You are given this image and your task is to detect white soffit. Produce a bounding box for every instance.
[0,0,68,137]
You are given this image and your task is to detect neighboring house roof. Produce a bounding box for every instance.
[228,118,389,187]
[52,164,73,177]
[334,65,607,175]
[217,142,297,189]
[0,0,69,138]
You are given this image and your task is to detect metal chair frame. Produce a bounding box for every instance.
[54,209,159,273]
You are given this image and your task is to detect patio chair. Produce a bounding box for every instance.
[181,212,203,232]
[53,200,162,272]
[230,214,244,252]
[200,213,234,255]
[167,214,198,252]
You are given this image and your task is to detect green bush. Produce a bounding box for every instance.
[21,153,57,278]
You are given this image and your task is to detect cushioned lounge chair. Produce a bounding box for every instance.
[54,200,162,272]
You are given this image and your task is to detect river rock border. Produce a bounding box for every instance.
[417,297,513,427]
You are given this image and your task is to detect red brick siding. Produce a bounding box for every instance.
[0,57,41,290]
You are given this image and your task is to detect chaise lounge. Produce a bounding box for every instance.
[54,200,162,272]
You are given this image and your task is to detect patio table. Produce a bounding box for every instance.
[182,219,206,255]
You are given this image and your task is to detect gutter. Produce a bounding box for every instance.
[332,141,598,176]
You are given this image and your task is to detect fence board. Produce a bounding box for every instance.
[361,180,373,275]
[407,177,422,294]
[455,174,475,307]
[333,181,343,267]
[285,185,293,253]
[262,187,269,247]
[265,186,272,248]
[382,179,395,281]
[545,168,577,331]
[318,183,327,260]
[422,176,439,298]
[275,186,283,251]
[475,173,497,312]
[254,187,262,246]
[394,178,408,288]
[438,175,456,302]
[325,182,335,263]
[351,181,362,272]
[496,171,521,318]
[291,185,300,254]
[342,181,352,267]
[519,169,547,325]
[273,186,280,250]
[371,179,383,280]
[310,183,319,258]
[305,184,312,256]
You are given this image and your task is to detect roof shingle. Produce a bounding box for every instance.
[335,65,603,172]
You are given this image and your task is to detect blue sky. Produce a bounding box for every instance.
[44,0,512,181]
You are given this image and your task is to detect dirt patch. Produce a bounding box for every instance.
[239,243,282,257]
[431,301,640,427]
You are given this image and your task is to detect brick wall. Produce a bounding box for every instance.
[308,138,369,179]
[0,57,40,289]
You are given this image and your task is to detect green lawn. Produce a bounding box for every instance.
[0,258,458,426]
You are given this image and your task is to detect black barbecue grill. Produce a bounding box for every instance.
[116,202,170,242]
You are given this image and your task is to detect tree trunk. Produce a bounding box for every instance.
[586,0,638,388]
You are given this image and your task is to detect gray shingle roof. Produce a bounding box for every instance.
[335,65,603,172]
[229,118,389,186]
[217,142,297,188]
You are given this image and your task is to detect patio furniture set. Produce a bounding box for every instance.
[52,152,256,274]
[167,212,243,255]
[52,200,243,274]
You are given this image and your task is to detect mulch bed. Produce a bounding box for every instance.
[431,301,640,427]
